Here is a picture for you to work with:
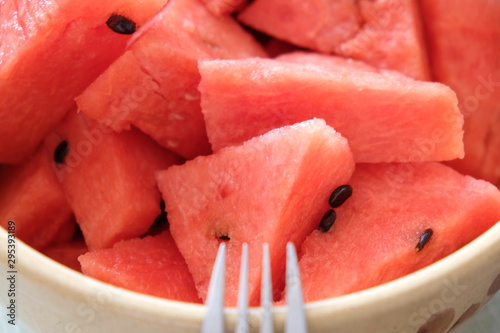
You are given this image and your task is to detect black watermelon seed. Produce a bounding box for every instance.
[219,235,230,241]
[106,14,137,35]
[318,209,336,233]
[416,228,433,252]
[329,185,353,208]
[54,141,69,164]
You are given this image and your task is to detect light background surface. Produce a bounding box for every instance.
[455,292,500,333]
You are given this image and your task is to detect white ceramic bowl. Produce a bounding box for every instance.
[1,219,500,333]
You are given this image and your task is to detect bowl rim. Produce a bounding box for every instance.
[1,220,500,325]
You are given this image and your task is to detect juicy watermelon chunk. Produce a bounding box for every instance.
[0,146,74,250]
[199,58,464,163]
[0,0,167,164]
[335,0,431,80]
[238,0,362,54]
[79,231,201,303]
[420,0,500,186]
[298,162,500,302]
[76,0,267,160]
[44,110,183,250]
[156,119,355,306]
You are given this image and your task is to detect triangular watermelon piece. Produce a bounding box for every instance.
[420,0,500,186]
[298,162,500,302]
[238,0,429,80]
[44,110,183,250]
[76,0,267,160]
[238,0,362,54]
[0,146,74,250]
[335,0,431,80]
[79,231,201,303]
[199,57,464,163]
[156,119,355,306]
[0,0,167,164]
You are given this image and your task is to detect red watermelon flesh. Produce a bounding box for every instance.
[298,162,500,302]
[79,231,201,303]
[42,240,88,272]
[48,216,78,246]
[335,0,431,80]
[238,0,362,54]
[276,51,412,82]
[264,38,302,58]
[76,0,267,160]
[156,119,355,306]
[199,0,248,15]
[420,0,500,186]
[44,110,183,250]
[0,146,74,250]
[0,0,167,164]
[277,51,381,74]
[481,115,500,187]
[199,58,464,163]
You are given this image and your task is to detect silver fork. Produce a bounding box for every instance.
[201,242,307,333]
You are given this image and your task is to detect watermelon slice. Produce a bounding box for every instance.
[238,0,429,80]
[156,119,355,306]
[76,0,267,160]
[198,57,464,163]
[298,162,500,302]
[0,146,74,250]
[335,0,430,80]
[420,0,500,186]
[0,0,167,164]
[44,110,183,250]
[79,231,201,303]
[238,0,362,54]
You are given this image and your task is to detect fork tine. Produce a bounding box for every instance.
[236,243,249,333]
[260,243,274,333]
[202,242,226,333]
[285,242,307,333]
[202,242,307,333]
